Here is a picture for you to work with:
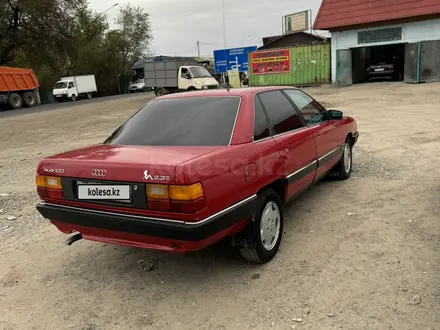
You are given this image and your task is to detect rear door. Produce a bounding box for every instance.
[257,90,317,200]
[283,89,343,181]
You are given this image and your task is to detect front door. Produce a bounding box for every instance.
[179,68,192,90]
[257,90,317,200]
[282,89,342,181]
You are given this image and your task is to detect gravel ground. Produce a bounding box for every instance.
[1,82,440,330]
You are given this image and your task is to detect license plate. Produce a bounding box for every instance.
[78,185,130,200]
[55,95,62,98]
[375,68,385,72]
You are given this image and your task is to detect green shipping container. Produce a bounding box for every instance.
[249,43,331,86]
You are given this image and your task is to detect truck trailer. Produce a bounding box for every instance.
[132,56,219,96]
[0,66,41,110]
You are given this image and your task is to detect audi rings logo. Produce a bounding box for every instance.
[92,169,107,177]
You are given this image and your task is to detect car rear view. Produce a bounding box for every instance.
[36,94,244,252]
[364,55,402,81]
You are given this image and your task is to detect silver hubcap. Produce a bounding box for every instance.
[260,201,281,251]
[344,143,352,173]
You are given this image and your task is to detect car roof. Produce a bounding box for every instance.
[157,86,300,100]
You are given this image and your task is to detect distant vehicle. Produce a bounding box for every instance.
[365,56,402,81]
[129,78,147,93]
[0,66,41,110]
[35,86,359,264]
[53,75,97,102]
[137,56,219,97]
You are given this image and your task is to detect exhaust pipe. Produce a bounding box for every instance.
[65,233,83,246]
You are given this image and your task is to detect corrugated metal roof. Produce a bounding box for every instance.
[314,0,440,31]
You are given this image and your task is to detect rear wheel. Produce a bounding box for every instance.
[237,189,284,264]
[8,93,23,109]
[22,91,36,107]
[155,88,165,97]
[86,92,92,100]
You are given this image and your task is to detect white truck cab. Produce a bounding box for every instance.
[177,66,219,91]
[53,75,97,102]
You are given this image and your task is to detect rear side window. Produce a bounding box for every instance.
[258,91,304,135]
[254,97,270,141]
[105,97,240,146]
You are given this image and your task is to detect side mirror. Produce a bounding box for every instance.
[328,110,343,120]
[186,74,192,79]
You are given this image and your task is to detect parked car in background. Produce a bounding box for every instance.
[36,87,359,264]
[365,56,403,81]
[0,66,41,110]
[52,75,97,102]
[129,78,147,93]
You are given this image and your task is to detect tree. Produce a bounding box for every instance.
[0,0,85,66]
[108,4,153,93]
[0,1,153,100]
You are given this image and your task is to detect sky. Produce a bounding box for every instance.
[89,0,325,57]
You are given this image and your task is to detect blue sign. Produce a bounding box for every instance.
[213,46,258,73]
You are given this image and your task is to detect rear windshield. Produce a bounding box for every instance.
[105,96,241,146]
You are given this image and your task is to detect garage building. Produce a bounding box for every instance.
[314,0,440,86]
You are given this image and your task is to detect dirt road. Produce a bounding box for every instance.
[1,83,439,330]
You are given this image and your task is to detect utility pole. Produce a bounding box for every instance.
[197,41,201,58]
[221,0,227,50]
[98,3,119,25]
[221,0,227,84]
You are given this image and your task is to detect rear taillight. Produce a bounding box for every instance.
[36,175,64,200]
[146,183,206,213]
[387,66,393,70]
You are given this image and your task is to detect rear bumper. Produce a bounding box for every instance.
[365,71,395,79]
[36,195,257,244]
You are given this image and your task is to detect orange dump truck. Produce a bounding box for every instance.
[0,66,41,110]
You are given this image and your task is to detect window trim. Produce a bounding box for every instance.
[255,90,307,139]
[252,95,272,142]
[281,88,332,126]
[228,96,243,145]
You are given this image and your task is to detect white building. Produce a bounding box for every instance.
[313,0,440,86]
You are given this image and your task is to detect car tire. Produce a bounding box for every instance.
[8,93,23,109]
[86,93,92,100]
[237,189,284,264]
[155,88,165,97]
[328,138,353,180]
[71,94,77,102]
[22,91,36,107]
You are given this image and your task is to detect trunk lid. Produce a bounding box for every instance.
[38,144,224,184]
